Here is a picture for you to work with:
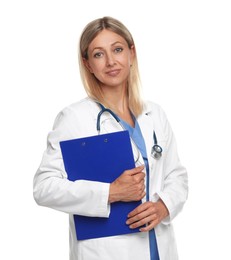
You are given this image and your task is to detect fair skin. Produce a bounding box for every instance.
[84,29,134,125]
[84,29,169,231]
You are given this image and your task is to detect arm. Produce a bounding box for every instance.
[33,108,110,217]
[156,107,188,224]
[126,105,188,230]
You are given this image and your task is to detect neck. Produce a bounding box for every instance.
[101,85,129,115]
[100,85,135,127]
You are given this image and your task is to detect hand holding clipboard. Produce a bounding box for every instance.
[108,165,145,203]
[60,130,145,240]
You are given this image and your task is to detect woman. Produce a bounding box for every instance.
[33,16,188,260]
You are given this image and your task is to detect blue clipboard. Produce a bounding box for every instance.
[60,130,142,240]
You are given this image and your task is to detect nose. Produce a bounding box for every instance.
[106,53,116,67]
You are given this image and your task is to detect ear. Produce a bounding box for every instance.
[83,58,93,73]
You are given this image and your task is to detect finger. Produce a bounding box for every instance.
[127,202,151,218]
[128,215,156,230]
[141,191,146,199]
[133,173,145,183]
[129,165,145,175]
[127,206,142,219]
[139,219,159,232]
[127,204,152,223]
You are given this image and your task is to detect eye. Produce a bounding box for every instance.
[114,47,123,53]
[93,52,104,58]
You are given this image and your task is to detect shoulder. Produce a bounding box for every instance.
[56,97,98,121]
[46,97,100,142]
[143,100,167,120]
[142,100,172,140]
[64,97,98,114]
[52,97,99,134]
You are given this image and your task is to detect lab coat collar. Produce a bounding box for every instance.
[88,98,154,143]
[137,103,154,160]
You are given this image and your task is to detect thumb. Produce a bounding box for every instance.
[129,165,145,176]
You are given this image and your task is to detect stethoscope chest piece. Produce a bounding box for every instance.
[151,131,163,160]
[151,144,162,159]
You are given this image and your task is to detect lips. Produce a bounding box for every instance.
[106,69,121,76]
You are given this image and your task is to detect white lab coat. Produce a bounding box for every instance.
[33,97,188,260]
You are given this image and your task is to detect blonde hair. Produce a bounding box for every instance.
[78,16,143,117]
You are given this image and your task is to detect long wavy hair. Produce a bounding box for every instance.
[78,16,143,117]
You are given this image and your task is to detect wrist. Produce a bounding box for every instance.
[157,199,169,219]
[108,183,119,203]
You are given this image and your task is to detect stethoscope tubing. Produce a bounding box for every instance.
[96,102,162,160]
[97,106,120,133]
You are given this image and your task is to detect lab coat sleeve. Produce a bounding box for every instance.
[33,107,110,217]
[155,107,188,224]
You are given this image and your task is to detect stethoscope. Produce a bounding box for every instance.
[96,103,163,160]
[152,131,163,159]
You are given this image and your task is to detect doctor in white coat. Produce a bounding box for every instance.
[33,16,188,260]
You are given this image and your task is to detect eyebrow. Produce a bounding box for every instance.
[91,41,126,52]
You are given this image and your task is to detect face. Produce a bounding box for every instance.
[84,29,134,89]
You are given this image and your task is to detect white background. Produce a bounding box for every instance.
[0,0,231,259]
